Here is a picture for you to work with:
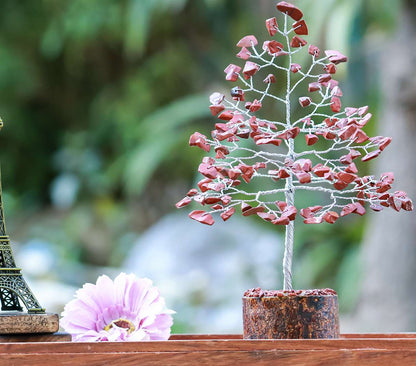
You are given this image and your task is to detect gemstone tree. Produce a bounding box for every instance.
[177,1,413,291]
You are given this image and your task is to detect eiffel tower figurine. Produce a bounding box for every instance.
[0,118,62,337]
[0,178,45,313]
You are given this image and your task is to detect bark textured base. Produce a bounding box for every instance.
[242,292,339,339]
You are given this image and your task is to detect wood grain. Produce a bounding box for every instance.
[0,332,71,342]
[0,334,415,365]
[0,312,59,334]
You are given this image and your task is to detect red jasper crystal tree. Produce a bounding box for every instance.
[177,1,413,291]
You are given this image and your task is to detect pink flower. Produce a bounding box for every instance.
[60,273,174,342]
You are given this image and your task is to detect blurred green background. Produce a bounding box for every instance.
[0,0,412,333]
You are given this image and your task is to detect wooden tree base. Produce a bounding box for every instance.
[0,312,59,334]
[0,334,416,365]
[243,292,340,339]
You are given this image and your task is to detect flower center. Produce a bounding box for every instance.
[104,318,136,334]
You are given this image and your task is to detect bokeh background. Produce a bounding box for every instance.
[0,0,415,333]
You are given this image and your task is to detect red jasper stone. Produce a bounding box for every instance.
[221,195,232,205]
[338,171,356,184]
[278,169,290,179]
[214,145,230,159]
[236,129,250,139]
[350,149,361,159]
[299,97,311,107]
[333,180,348,190]
[308,82,321,92]
[272,216,290,225]
[304,216,323,224]
[239,165,254,183]
[340,203,356,217]
[353,129,369,143]
[296,172,311,184]
[254,162,267,170]
[246,99,262,112]
[293,20,308,35]
[221,207,235,221]
[243,61,260,79]
[308,44,320,56]
[276,1,303,21]
[215,123,228,132]
[211,204,223,211]
[345,107,358,116]
[370,204,384,212]
[324,63,337,74]
[236,47,251,60]
[380,172,394,184]
[267,40,284,54]
[189,132,210,152]
[325,50,348,64]
[176,197,192,208]
[187,188,198,197]
[257,212,277,222]
[324,117,337,127]
[324,211,339,224]
[189,210,215,225]
[338,125,357,140]
[354,202,366,216]
[263,73,276,83]
[224,64,241,82]
[305,134,318,145]
[361,149,381,162]
[324,171,335,181]
[371,136,392,151]
[276,201,287,211]
[204,196,222,205]
[345,163,358,174]
[357,106,369,116]
[283,206,297,221]
[359,113,372,127]
[276,131,288,139]
[210,92,225,105]
[310,205,323,213]
[241,203,265,216]
[198,163,219,179]
[294,158,312,172]
[217,111,234,121]
[290,63,301,73]
[313,164,330,177]
[331,86,343,97]
[323,131,337,140]
[299,208,311,218]
[228,169,241,180]
[331,96,341,112]
[209,104,225,116]
[265,17,279,36]
[197,178,212,192]
[255,138,282,146]
[318,74,331,83]
[287,126,300,139]
[401,197,413,211]
[290,36,307,48]
[236,35,258,48]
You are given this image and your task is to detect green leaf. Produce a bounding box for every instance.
[124,93,210,195]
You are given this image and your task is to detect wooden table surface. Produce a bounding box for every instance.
[0,333,416,365]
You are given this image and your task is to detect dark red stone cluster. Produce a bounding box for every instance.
[176,1,413,227]
[244,287,337,297]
